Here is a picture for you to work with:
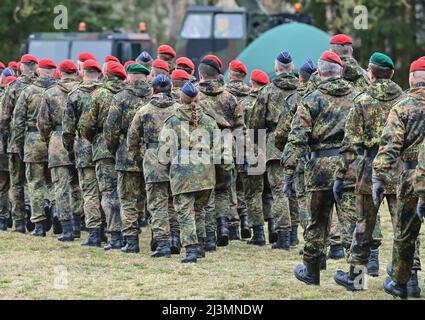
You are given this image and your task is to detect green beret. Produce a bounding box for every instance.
[369,52,394,70]
[125,63,150,75]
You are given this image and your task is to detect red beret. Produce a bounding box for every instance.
[152,59,170,72]
[83,59,102,72]
[157,45,176,57]
[124,60,136,68]
[203,55,222,68]
[251,69,270,85]
[59,60,78,73]
[104,55,120,63]
[410,59,425,73]
[38,58,57,70]
[107,61,127,79]
[176,57,194,71]
[0,62,5,69]
[20,54,38,64]
[5,76,16,84]
[229,60,248,75]
[8,61,18,70]
[78,52,96,62]
[320,50,344,67]
[330,34,353,45]
[171,69,190,80]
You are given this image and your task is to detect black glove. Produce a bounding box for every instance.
[283,174,295,197]
[417,199,425,223]
[224,172,233,190]
[372,176,385,208]
[333,178,344,203]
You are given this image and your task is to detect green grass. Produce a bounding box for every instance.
[0,205,423,300]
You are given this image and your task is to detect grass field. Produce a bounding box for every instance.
[0,205,424,300]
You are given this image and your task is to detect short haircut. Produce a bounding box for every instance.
[198,63,219,79]
[158,53,174,61]
[330,44,352,57]
[251,80,266,89]
[412,70,425,82]
[275,61,293,73]
[172,79,186,88]
[84,68,101,76]
[368,63,393,79]
[153,81,172,94]
[23,62,38,72]
[176,65,193,75]
[230,70,246,81]
[152,67,169,76]
[299,69,312,84]
[318,59,342,78]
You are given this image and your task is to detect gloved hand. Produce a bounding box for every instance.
[224,171,233,190]
[417,199,425,223]
[332,178,344,203]
[372,176,385,208]
[283,174,295,197]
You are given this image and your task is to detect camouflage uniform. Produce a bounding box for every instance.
[79,77,125,233]
[341,56,371,93]
[0,89,9,222]
[127,93,179,243]
[415,139,425,200]
[104,81,151,237]
[373,82,425,285]
[63,80,103,228]
[38,78,82,222]
[10,75,57,223]
[282,77,358,263]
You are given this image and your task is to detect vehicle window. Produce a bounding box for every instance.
[214,14,244,39]
[181,14,212,39]
[130,42,142,59]
[71,41,113,62]
[28,40,69,64]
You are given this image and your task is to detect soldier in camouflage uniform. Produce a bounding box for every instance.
[373,59,425,299]
[416,139,425,219]
[171,69,191,101]
[249,52,299,250]
[104,63,151,253]
[282,51,357,285]
[136,51,153,72]
[0,80,10,230]
[38,60,82,241]
[0,55,38,232]
[127,74,179,258]
[175,57,197,84]
[63,59,104,247]
[10,59,57,236]
[79,61,127,250]
[157,45,176,73]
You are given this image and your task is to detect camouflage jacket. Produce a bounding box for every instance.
[63,80,102,169]
[281,77,357,191]
[127,93,178,183]
[159,104,233,196]
[415,139,425,200]
[337,79,403,195]
[104,81,151,172]
[225,80,251,103]
[249,73,298,162]
[0,89,7,171]
[38,78,80,168]
[373,83,425,198]
[78,78,126,162]
[9,75,57,163]
[342,56,371,93]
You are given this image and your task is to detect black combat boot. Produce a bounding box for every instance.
[43,199,52,232]
[334,265,367,291]
[328,245,345,260]
[204,231,217,252]
[72,216,81,239]
[80,216,88,232]
[58,220,74,242]
[229,225,240,241]
[151,241,171,258]
[170,232,181,254]
[7,212,13,229]
[216,217,229,247]
[150,229,158,252]
[104,231,123,251]
[197,238,206,258]
[384,277,407,299]
[13,219,26,234]
[0,217,7,231]
[240,215,251,239]
[121,235,140,254]
[181,245,198,263]
[30,222,46,237]
[247,225,266,246]
[290,224,299,247]
[267,218,277,244]
[81,228,101,247]
[100,222,108,243]
[407,270,421,298]
[367,246,380,277]
[271,229,290,250]
[25,205,35,232]
[294,261,320,285]
[51,203,62,235]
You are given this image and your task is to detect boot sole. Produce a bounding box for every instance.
[384,286,407,299]
[294,272,319,286]
[333,276,362,291]
[367,271,379,277]
[241,229,251,239]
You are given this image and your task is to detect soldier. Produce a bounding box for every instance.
[127,74,179,258]
[175,57,196,83]
[249,51,299,250]
[282,51,357,285]
[157,45,176,72]
[102,56,121,78]
[104,63,151,253]
[38,60,82,241]
[0,54,38,233]
[152,59,170,76]
[79,61,127,250]
[171,69,191,100]
[9,59,57,236]
[0,75,10,230]
[373,58,425,299]
[136,51,153,72]
[62,59,104,247]
[416,139,425,220]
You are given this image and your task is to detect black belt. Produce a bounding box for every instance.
[27,127,38,132]
[359,148,378,158]
[146,142,159,149]
[403,161,418,170]
[311,148,340,158]
[54,125,63,132]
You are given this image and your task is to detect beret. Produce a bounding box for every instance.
[157,45,176,57]
[300,58,317,75]
[171,69,190,80]
[83,59,102,72]
[251,69,270,85]
[107,61,127,79]
[5,76,16,84]
[59,60,78,73]
[78,52,96,62]
[137,51,153,63]
[320,50,343,67]
[181,81,198,98]
[201,55,222,74]
[152,59,170,72]
[124,60,136,68]
[104,55,120,63]
[2,68,15,77]
[203,54,222,68]
[410,58,425,73]
[152,74,172,88]
[229,60,248,75]
[369,52,394,70]
[330,34,353,45]
[38,58,57,70]
[176,57,195,71]
[0,62,5,69]
[21,54,38,64]
[8,61,18,70]
[126,63,150,75]
[276,51,292,64]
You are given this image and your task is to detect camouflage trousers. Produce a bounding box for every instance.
[228,168,241,228]
[8,153,26,221]
[118,171,145,237]
[78,167,102,229]
[51,166,83,222]
[173,190,211,247]
[95,159,121,233]
[236,170,247,217]
[26,162,49,223]
[204,190,216,234]
[295,171,310,230]
[0,171,10,219]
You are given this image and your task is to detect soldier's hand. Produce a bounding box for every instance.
[372,176,385,208]
[283,174,295,197]
[417,199,425,223]
[332,178,344,204]
[224,171,233,190]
